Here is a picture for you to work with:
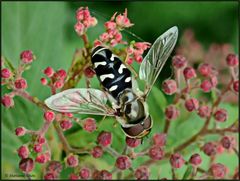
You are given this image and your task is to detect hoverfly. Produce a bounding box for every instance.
[45,26,178,139]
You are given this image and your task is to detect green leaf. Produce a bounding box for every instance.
[182,165,194,179]
[2,2,72,177]
[3,57,15,72]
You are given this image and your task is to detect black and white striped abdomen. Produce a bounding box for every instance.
[91,46,132,99]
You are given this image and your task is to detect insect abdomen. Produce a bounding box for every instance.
[91,46,132,99]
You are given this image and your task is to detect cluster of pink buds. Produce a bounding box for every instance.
[126,42,151,64]
[41,66,67,90]
[94,9,133,47]
[15,111,57,173]
[74,7,97,36]
[162,53,238,123]
[1,50,36,108]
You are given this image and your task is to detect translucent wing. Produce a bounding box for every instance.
[44,88,116,116]
[139,26,178,97]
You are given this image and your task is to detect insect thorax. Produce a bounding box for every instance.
[91,46,132,99]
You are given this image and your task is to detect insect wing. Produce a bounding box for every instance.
[44,88,116,116]
[139,26,178,97]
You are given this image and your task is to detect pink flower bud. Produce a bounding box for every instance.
[125,137,141,148]
[134,42,151,51]
[74,22,85,36]
[76,7,90,21]
[47,161,62,173]
[94,40,102,47]
[60,119,72,131]
[44,173,56,180]
[110,39,118,47]
[114,32,122,42]
[88,17,97,27]
[115,9,133,28]
[18,145,29,159]
[1,68,11,79]
[170,153,185,169]
[84,67,95,78]
[83,118,97,132]
[172,55,187,69]
[197,105,211,118]
[183,67,196,79]
[43,67,54,77]
[56,69,67,80]
[79,168,90,179]
[226,54,238,67]
[152,133,167,147]
[35,153,50,164]
[40,78,48,85]
[233,80,239,92]
[91,146,103,158]
[15,127,26,136]
[210,163,228,179]
[19,158,34,173]
[66,113,73,118]
[104,21,117,30]
[20,50,35,64]
[214,108,228,122]
[93,170,112,180]
[210,75,218,87]
[198,63,212,77]
[100,32,109,42]
[134,166,150,180]
[53,80,64,89]
[202,142,217,156]
[14,78,28,89]
[1,94,14,108]
[185,98,199,112]
[69,173,79,180]
[148,146,164,160]
[66,154,79,167]
[216,144,225,154]
[37,136,46,144]
[126,57,133,64]
[165,105,180,120]
[115,156,132,170]
[33,144,42,153]
[221,136,236,149]
[134,55,143,63]
[162,79,177,95]
[97,131,112,147]
[200,79,213,92]
[44,111,55,123]
[189,153,202,166]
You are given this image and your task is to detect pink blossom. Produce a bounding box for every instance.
[2,94,14,108]
[115,9,134,28]
[76,7,90,21]
[20,50,35,64]
[100,32,109,42]
[74,7,97,36]
[43,66,54,77]
[14,78,28,89]
[104,21,117,30]
[134,42,151,51]
[74,22,85,36]
[40,78,48,85]
[1,68,11,79]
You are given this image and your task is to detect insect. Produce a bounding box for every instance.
[45,26,178,139]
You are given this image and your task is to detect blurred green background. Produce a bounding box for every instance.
[1,2,238,179]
